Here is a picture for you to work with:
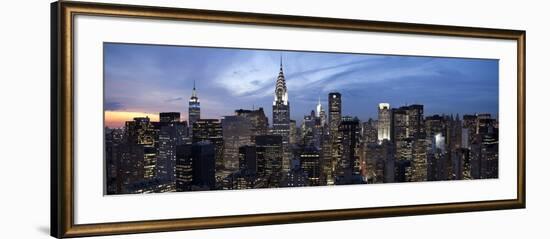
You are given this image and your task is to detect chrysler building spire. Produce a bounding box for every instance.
[274,55,288,105]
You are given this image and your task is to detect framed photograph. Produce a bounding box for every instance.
[51,1,526,238]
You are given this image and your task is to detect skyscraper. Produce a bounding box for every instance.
[175,144,193,192]
[238,145,257,174]
[191,141,216,190]
[300,147,321,186]
[222,115,253,170]
[316,96,327,126]
[377,103,391,143]
[272,57,291,172]
[255,135,283,187]
[405,104,425,139]
[157,112,187,187]
[328,92,342,137]
[188,80,200,134]
[337,116,361,178]
[192,119,224,169]
[235,108,269,137]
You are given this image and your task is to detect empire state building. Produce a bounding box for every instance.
[188,80,200,134]
[272,57,291,172]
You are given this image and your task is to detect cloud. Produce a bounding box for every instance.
[164,97,183,102]
[104,43,498,125]
[104,101,125,111]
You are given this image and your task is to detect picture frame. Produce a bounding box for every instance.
[51,1,526,238]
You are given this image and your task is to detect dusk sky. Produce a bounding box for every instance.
[104,43,498,128]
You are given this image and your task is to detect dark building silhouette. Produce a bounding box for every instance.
[175,144,193,192]
[238,145,257,174]
[191,142,216,189]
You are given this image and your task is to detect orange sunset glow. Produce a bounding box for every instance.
[105,111,161,128]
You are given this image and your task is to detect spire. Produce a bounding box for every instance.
[280,53,283,71]
[274,53,288,105]
[192,80,197,98]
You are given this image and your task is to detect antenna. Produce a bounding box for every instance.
[280,53,283,69]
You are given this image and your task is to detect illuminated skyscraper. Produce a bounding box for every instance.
[192,119,223,169]
[188,80,200,134]
[272,56,291,172]
[328,92,342,137]
[157,112,187,187]
[336,116,361,180]
[377,103,391,142]
[300,147,321,186]
[255,135,283,187]
[406,104,425,139]
[316,96,327,126]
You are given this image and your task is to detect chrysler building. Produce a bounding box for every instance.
[272,56,291,172]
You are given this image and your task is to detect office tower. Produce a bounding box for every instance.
[272,57,291,172]
[301,110,316,146]
[462,114,477,148]
[280,168,308,187]
[105,128,124,194]
[222,115,253,170]
[377,103,391,142]
[328,92,342,137]
[391,107,411,167]
[157,113,187,187]
[191,142,216,190]
[361,119,378,145]
[188,80,200,135]
[410,138,428,181]
[175,144,193,192]
[289,120,297,145]
[470,130,499,179]
[405,105,425,139]
[476,113,496,134]
[220,170,257,190]
[391,107,408,143]
[235,108,269,137]
[451,148,471,180]
[394,159,412,182]
[320,130,333,185]
[446,114,462,151]
[159,112,180,123]
[255,135,283,187]
[336,116,361,179]
[461,128,470,148]
[299,147,321,186]
[364,140,395,183]
[316,96,327,126]
[238,145,257,174]
[123,117,158,185]
[192,119,224,169]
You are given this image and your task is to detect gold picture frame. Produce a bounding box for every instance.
[51,1,526,238]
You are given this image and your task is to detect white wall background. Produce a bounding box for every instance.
[0,0,547,238]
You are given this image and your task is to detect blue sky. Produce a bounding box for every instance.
[104,43,498,127]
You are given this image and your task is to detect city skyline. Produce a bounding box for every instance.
[104,43,498,128]
[105,43,499,194]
